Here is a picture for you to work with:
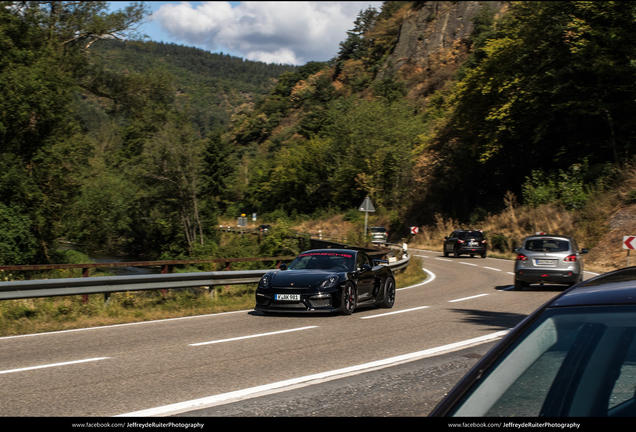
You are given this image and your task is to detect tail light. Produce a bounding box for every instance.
[457,239,465,244]
[564,254,577,262]
[517,253,528,261]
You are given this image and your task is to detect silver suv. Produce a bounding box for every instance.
[513,234,588,290]
[370,227,388,243]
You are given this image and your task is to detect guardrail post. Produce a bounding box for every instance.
[160,265,173,297]
[82,267,89,304]
[222,263,232,293]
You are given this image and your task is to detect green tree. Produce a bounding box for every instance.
[426,0,636,215]
[0,1,150,263]
[337,6,379,62]
[129,117,207,255]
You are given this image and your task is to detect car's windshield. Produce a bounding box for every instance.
[525,239,570,252]
[287,252,354,271]
[451,305,636,417]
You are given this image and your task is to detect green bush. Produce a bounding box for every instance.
[522,164,591,210]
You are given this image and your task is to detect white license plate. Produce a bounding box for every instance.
[537,259,555,265]
[469,242,478,246]
[275,294,300,301]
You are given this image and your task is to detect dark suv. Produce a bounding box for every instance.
[443,230,487,258]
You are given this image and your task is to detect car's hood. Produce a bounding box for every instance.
[271,270,339,288]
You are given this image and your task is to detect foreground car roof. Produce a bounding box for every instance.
[549,267,636,308]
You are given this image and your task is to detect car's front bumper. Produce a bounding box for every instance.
[255,287,340,313]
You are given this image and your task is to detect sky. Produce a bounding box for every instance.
[113,1,384,65]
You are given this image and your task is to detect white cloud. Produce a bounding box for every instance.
[152,1,384,65]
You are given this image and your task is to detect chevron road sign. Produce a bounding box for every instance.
[624,236,636,250]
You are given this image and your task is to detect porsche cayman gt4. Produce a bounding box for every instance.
[255,249,395,315]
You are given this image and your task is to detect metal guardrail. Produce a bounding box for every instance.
[0,269,269,301]
[0,250,410,302]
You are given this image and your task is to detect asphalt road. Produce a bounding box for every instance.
[0,249,597,417]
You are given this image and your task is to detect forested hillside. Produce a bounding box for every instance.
[90,40,297,135]
[223,0,636,232]
[2,1,636,267]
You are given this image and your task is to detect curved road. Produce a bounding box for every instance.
[0,249,597,417]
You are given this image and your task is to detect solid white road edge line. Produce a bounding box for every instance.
[115,329,510,417]
[190,326,319,346]
[398,267,436,290]
[0,357,110,375]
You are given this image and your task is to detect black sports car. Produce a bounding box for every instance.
[255,249,396,315]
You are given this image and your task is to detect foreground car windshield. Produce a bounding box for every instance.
[451,305,636,417]
[287,251,354,271]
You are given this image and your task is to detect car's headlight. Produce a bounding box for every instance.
[318,275,338,289]
[259,274,270,288]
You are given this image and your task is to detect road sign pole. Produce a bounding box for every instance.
[358,196,375,242]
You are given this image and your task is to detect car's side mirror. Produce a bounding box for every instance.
[580,249,589,254]
[279,263,287,270]
[359,264,372,273]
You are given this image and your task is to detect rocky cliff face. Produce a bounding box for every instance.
[378,1,508,100]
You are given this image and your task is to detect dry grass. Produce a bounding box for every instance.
[292,214,356,242]
[0,286,257,337]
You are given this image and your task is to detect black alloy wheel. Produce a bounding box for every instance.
[341,283,357,315]
[380,276,396,308]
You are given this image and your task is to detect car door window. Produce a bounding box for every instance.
[609,338,636,410]
[356,253,366,271]
[451,306,636,417]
